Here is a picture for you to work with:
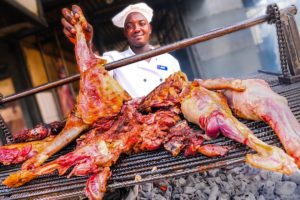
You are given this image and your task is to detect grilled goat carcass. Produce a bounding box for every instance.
[2,71,189,199]
[198,78,300,168]
[164,120,230,157]
[180,81,297,175]
[3,99,180,198]
[20,9,130,170]
[0,136,55,165]
[13,121,65,142]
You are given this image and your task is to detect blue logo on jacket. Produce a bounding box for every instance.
[157,65,168,71]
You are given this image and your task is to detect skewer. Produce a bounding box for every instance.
[0,5,296,104]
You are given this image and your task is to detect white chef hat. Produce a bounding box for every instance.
[112,3,153,28]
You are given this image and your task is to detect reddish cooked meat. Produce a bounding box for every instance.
[0,136,55,165]
[13,121,65,143]
[19,10,130,171]
[2,99,180,195]
[85,167,111,200]
[138,71,188,112]
[181,81,297,175]
[164,120,230,157]
[198,78,300,168]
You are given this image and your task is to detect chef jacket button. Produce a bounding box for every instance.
[143,78,147,82]
[160,78,163,82]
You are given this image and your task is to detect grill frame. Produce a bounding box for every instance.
[1,74,300,200]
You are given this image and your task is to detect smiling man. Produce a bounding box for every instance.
[61,3,181,98]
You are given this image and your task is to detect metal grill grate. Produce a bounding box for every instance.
[0,76,300,200]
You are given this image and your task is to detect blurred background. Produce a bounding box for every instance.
[0,0,299,135]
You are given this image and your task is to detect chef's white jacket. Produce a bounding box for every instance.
[101,47,181,98]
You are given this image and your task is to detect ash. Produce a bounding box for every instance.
[126,164,300,200]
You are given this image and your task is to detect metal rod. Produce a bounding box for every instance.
[0,5,296,104]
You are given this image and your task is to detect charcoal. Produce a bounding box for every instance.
[290,171,300,184]
[142,183,153,193]
[195,190,207,199]
[232,192,255,200]
[153,194,166,200]
[274,181,297,196]
[278,194,299,200]
[187,175,196,186]
[282,173,292,181]
[177,177,186,187]
[218,193,230,200]
[257,195,266,200]
[207,177,218,187]
[269,172,283,182]
[260,170,271,180]
[258,180,275,197]
[252,174,261,182]
[179,194,189,200]
[183,186,195,194]
[137,164,300,200]
[208,185,219,200]
[194,182,207,190]
[296,185,300,195]
[203,187,211,195]
[208,169,219,177]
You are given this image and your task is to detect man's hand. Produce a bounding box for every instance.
[61,5,93,44]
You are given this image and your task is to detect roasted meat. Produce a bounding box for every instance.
[0,136,55,165]
[13,121,65,142]
[164,120,230,157]
[85,167,111,200]
[198,78,300,168]
[180,81,297,175]
[20,9,130,170]
[3,99,180,199]
[138,71,188,112]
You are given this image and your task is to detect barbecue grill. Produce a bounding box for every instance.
[0,4,300,200]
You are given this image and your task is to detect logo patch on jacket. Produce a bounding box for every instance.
[157,65,168,71]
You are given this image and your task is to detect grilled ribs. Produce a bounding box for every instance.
[180,81,297,175]
[198,78,300,168]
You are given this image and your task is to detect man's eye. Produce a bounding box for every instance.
[139,21,146,26]
[126,24,133,30]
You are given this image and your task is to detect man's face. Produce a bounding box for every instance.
[124,12,152,48]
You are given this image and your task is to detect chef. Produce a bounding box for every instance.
[61,2,181,98]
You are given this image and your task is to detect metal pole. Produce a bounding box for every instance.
[0,5,296,104]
